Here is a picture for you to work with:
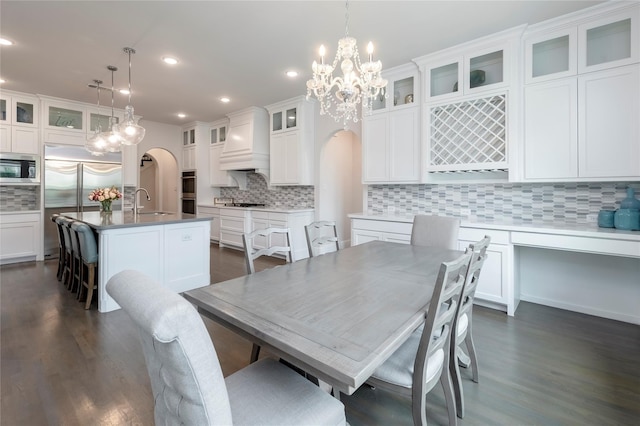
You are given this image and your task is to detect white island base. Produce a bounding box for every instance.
[61,211,211,313]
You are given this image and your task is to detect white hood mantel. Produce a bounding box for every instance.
[220,106,270,177]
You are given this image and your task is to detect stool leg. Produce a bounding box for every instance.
[84,263,96,310]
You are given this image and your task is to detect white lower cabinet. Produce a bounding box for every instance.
[197,206,220,242]
[0,212,41,264]
[219,208,314,261]
[350,217,515,315]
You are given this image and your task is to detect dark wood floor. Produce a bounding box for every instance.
[1,244,639,425]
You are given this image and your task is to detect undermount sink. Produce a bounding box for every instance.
[137,211,171,216]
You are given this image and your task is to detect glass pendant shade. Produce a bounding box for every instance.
[86,79,110,155]
[117,104,145,145]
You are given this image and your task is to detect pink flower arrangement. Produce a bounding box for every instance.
[88,186,122,212]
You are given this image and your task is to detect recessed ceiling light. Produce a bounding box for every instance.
[220,97,230,103]
[162,56,179,65]
[0,78,5,84]
[119,89,130,95]
[0,38,13,46]
[177,113,186,118]
[286,70,298,78]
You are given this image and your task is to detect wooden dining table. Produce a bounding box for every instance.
[183,240,463,396]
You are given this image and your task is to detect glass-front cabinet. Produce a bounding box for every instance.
[210,120,227,144]
[88,108,120,133]
[526,6,638,83]
[1,96,9,123]
[12,95,38,127]
[422,45,507,100]
[271,107,298,132]
[371,66,417,112]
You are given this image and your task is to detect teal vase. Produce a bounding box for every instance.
[619,187,640,210]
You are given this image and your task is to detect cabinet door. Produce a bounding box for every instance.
[458,240,508,305]
[389,108,420,182]
[578,8,639,74]
[524,79,578,179]
[525,28,577,84]
[270,132,299,185]
[0,95,10,124]
[211,215,220,241]
[465,46,506,94]
[426,57,462,101]
[11,127,39,154]
[45,102,83,131]
[12,95,38,127]
[352,229,383,246]
[362,115,389,182]
[0,125,10,152]
[183,146,196,170]
[578,65,640,178]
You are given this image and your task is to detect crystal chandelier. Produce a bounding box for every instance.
[116,47,145,145]
[306,0,387,128]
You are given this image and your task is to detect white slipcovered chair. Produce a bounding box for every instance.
[411,215,461,250]
[366,251,471,426]
[106,270,346,426]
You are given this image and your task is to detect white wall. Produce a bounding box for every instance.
[314,113,364,247]
[146,148,179,213]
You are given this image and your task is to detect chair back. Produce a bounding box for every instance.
[58,217,74,255]
[53,215,65,249]
[71,222,98,264]
[242,227,293,274]
[413,251,470,400]
[107,270,233,425]
[305,221,339,257]
[410,215,460,250]
[457,236,490,321]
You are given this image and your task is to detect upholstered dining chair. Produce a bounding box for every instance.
[305,221,340,257]
[450,235,491,419]
[411,215,461,250]
[242,226,293,363]
[106,270,346,426]
[367,250,471,426]
[71,221,99,309]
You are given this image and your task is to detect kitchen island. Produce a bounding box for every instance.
[60,211,211,313]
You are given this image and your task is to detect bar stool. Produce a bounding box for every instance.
[71,222,99,309]
[58,217,75,289]
[52,214,65,281]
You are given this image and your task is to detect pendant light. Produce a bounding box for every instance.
[117,47,145,145]
[85,79,110,155]
[99,65,124,152]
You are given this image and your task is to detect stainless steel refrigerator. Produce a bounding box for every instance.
[43,145,122,257]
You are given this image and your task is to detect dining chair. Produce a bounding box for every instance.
[305,220,340,257]
[367,250,471,426]
[58,217,75,290]
[71,221,99,309]
[450,235,491,418]
[411,215,461,250]
[242,226,293,363]
[106,270,346,426]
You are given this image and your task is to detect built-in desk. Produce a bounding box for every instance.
[349,214,640,324]
[60,211,211,313]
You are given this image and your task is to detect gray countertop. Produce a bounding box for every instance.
[60,211,211,230]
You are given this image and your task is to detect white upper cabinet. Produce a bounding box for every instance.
[363,63,421,184]
[265,96,315,186]
[209,118,237,187]
[522,2,640,181]
[525,4,638,84]
[0,91,39,154]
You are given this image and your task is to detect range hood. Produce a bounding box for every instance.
[220,106,270,179]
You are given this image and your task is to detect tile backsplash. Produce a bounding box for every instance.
[221,173,314,209]
[0,185,40,211]
[368,182,639,224]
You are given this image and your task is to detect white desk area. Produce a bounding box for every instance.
[349,214,640,325]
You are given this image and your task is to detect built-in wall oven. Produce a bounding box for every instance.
[181,171,196,214]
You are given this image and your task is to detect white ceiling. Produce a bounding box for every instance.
[1,1,603,126]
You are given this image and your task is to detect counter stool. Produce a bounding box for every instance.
[66,220,83,295]
[52,214,65,281]
[58,217,75,289]
[71,222,99,309]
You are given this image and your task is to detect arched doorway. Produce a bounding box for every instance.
[138,148,179,213]
[315,129,364,248]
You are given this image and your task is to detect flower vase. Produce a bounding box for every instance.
[100,201,113,213]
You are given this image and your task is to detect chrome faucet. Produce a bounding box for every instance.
[133,188,151,215]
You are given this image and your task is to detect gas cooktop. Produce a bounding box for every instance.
[225,203,266,208]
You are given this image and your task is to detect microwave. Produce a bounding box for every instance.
[0,153,40,184]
